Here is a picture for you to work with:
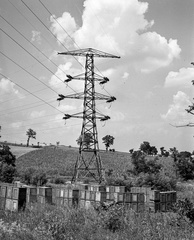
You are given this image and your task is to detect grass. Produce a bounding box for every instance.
[16,146,133,178]
[0,203,193,240]
[8,145,37,158]
[3,145,194,238]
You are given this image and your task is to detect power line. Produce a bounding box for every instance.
[38,0,80,50]
[0,29,73,92]
[0,99,56,116]
[2,116,64,130]
[2,123,81,136]
[7,0,59,50]
[0,49,58,95]
[0,72,64,114]
[20,0,84,70]
[0,14,69,82]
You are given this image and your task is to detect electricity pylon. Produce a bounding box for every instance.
[57,48,120,183]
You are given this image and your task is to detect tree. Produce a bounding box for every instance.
[160,147,169,157]
[129,149,134,154]
[176,154,194,180]
[26,128,36,147]
[76,133,93,149]
[0,145,16,183]
[150,146,158,155]
[102,135,114,152]
[131,150,162,175]
[140,141,151,154]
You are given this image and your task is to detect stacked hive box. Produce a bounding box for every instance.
[0,184,7,210]
[52,185,74,207]
[37,187,52,204]
[124,191,145,212]
[5,184,27,211]
[0,183,177,213]
[26,186,37,206]
[159,191,177,212]
[131,187,161,212]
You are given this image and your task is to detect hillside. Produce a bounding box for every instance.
[16,145,175,179]
[16,146,133,176]
[6,145,37,158]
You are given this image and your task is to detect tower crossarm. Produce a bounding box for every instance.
[65,73,109,84]
[57,92,115,101]
[58,48,120,58]
[186,104,194,115]
[63,112,110,121]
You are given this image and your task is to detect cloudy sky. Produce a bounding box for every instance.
[0,0,194,152]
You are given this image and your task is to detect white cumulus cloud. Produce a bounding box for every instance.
[0,78,20,96]
[50,13,77,46]
[50,0,181,73]
[164,67,194,88]
[161,91,193,124]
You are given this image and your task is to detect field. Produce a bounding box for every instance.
[9,145,37,158]
[16,145,134,178]
[0,145,194,239]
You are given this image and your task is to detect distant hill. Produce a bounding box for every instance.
[15,145,175,179]
[16,145,133,176]
[5,145,38,158]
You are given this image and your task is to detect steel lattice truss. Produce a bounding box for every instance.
[57,48,120,183]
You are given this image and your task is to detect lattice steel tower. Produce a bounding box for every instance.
[57,48,120,183]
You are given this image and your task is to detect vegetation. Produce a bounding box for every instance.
[102,135,115,151]
[20,167,47,186]
[26,128,36,147]
[0,202,193,240]
[139,141,158,155]
[0,145,16,183]
[76,133,93,149]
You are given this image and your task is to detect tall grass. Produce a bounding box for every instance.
[0,203,193,240]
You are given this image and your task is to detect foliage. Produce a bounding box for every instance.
[0,145,16,183]
[176,154,194,180]
[131,151,162,175]
[76,133,93,149]
[98,204,126,232]
[160,147,169,157]
[26,128,36,147]
[133,172,177,191]
[139,141,158,155]
[0,202,193,240]
[102,135,115,151]
[51,176,66,184]
[20,167,47,186]
[173,198,194,224]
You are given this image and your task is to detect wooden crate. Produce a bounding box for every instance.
[0,186,7,198]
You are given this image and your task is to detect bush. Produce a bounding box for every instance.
[0,164,16,183]
[133,172,177,191]
[20,167,47,186]
[98,204,126,232]
[0,145,16,183]
[176,156,194,180]
[51,177,66,184]
[131,151,162,175]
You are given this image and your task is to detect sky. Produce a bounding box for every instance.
[0,0,194,153]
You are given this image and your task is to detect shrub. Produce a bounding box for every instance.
[0,164,16,183]
[20,167,47,186]
[98,204,126,232]
[176,155,194,180]
[133,172,177,191]
[0,145,16,183]
[131,151,162,175]
[52,177,66,184]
